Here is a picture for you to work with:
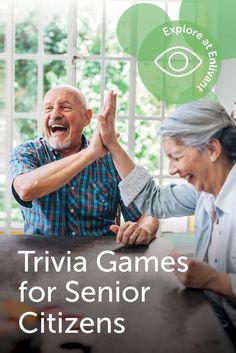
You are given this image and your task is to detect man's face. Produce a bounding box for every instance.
[42,88,92,155]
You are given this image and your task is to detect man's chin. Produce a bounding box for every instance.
[47,137,71,151]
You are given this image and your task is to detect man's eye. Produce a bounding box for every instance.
[154,46,203,78]
[62,106,72,111]
[44,107,53,112]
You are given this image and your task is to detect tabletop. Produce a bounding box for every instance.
[0,234,235,353]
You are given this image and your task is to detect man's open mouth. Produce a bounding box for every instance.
[49,124,69,134]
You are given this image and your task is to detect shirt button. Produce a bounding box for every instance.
[215,258,218,263]
[71,187,75,191]
[72,231,75,236]
[70,209,74,213]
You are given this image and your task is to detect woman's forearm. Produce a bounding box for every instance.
[109,142,136,179]
[207,271,236,299]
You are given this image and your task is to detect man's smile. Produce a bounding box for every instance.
[48,121,69,136]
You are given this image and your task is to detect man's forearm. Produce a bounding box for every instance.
[14,148,96,201]
[137,215,159,240]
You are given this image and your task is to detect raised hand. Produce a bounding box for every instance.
[98,91,119,149]
[87,124,108,160]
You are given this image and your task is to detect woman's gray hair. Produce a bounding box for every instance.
[159,100,236,162]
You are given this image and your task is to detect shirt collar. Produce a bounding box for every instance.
[202,192,216,219]
[43,134,90,156]
[214,163,236,214]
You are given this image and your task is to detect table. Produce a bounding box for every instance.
[0,234,235,353]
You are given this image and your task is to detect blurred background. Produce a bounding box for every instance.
[2,0,232,238]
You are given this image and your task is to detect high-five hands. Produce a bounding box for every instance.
[88,91,117,159]
[98,91,119,150]
[90,91,156,246]
[89,91,118,159]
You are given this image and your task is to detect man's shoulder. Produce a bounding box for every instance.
[14,138,48,153]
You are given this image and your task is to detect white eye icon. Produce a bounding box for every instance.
[154,46,203,78]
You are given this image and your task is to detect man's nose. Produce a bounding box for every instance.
[50,106,62,118]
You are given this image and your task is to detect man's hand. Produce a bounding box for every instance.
[170,250,234,298]
[110,222,152,245]
[87,124,108,160]
[99,91,119,149]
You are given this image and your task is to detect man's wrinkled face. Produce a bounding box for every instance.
[42,88,91,154]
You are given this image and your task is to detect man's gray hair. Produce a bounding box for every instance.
[45,84,88,109]
[159,100,236,162]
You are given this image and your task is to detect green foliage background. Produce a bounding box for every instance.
[0,8,161,228]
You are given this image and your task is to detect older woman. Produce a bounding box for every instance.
[97,92,236,330]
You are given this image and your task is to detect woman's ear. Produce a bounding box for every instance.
[208,138,222,162]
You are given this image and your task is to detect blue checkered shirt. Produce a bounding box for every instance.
[10,135,141,236]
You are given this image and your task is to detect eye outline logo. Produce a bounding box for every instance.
[154,46,203,78]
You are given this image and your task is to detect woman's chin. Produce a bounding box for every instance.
[191,180,204,192]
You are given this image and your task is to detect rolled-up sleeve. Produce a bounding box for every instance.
[119,166,151,206]
[10,143,40,180]
[119,165,198,219]
[9,143,40,208]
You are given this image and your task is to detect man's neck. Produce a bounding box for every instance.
[60,144,83,157]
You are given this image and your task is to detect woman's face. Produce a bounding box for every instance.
[162,137,213,193]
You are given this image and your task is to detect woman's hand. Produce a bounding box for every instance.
[87,124,108,160]
[170,250,235,298]
[99,91,119,150]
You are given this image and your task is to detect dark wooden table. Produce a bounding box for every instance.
[0,234,235,353]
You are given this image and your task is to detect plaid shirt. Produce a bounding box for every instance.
[10,135,141,236]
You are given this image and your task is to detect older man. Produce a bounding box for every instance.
[10,85,159,244]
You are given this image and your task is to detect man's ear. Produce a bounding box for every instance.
[208,138,222,162]
[84,109,93,127]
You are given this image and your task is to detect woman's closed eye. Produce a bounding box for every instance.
[171,155,183,162]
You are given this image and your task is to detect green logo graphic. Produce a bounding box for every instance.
[138,20,221,104]
[117,1,236,104]
[154,46,203,78]
[180,0,236,60]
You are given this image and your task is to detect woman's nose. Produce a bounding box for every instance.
[169,161,178,175]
